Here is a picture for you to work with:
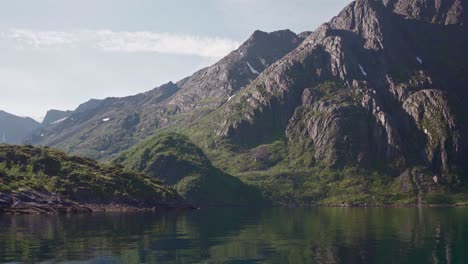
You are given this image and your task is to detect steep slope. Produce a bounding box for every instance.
[32,30,306,160]
[114,133,262,205]
[32,82,181,158]
[0,145,187,214]
[41,109,73,126]
[0,111,40,144]
[167,0,468,204]
[169,30,305,112]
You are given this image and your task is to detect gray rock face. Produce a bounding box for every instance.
[214,0,468,182]
[33,81,181,159]
[42,109,72,125]
[0,110,39,144]
[384,0,465,25]
[169,30,305,113]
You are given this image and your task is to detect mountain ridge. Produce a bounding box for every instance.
[31,29,306,159]
[0,110,40,145]
[14,0,468,205]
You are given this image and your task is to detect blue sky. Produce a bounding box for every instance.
[0,0,350,121]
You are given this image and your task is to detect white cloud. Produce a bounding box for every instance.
[2,28,241,58]
[93,30,240,58]
[8,29,78,48]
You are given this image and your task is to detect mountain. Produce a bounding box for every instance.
[209,0,468,172]
[0,145,188,214]
[0,111,40,144]
[114,133,262,205]
[169,0,467,204]
[30,0,468,205]
[41,109,73,126]
[31,30,306,160]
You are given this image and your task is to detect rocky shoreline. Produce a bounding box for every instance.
[0,191,195,215]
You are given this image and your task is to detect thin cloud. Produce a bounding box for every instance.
[8,29,78,48]
[94,30,240,57]
[3,28,241,58]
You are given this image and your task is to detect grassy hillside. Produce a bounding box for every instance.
[114,133,263,205]
[0,144,184,206]
[140,122,468,206]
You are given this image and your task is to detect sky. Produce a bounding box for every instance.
[0,0,351,121]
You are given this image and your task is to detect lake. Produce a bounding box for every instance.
[0,207,467,263]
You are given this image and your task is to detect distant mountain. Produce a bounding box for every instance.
[41,109,73,125]
[0,111,40,144]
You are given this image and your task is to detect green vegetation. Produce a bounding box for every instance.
[114,133,263,205]
[0,144,182,204]
[236,165,468,206]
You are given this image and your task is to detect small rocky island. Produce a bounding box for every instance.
[0,145,192,214]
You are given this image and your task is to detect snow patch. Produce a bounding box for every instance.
[247,62,260,75]
[41,133,44,137]
[416,56,423,65]
[102,118,111,122]
[227,95,235,102]
[359,64,368,77]
[50,117,67,125]
[433,176,438,183]
[424,128,429,135]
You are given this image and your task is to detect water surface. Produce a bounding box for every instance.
[0,207,467,263]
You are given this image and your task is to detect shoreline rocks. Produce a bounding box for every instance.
[0,190,195,215]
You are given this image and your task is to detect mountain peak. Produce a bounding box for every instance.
[42,109,73,125]
[168,28,305,113]
[245,29,299,49]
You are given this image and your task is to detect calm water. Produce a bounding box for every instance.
[0,207,467,263]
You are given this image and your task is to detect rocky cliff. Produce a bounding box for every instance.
[209,0,467,186]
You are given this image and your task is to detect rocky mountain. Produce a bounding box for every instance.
[169,0,468,204]
[28,0,468,205]
[0,145,189,214]
[208,0,467,173]
[41,109,73,126]
[169,30,305,112]
[0,111,40,144]
[31,30,305,159]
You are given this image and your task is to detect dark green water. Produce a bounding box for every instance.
[0,207,467,263]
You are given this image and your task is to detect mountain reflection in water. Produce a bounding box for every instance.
[0,207,467,263]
